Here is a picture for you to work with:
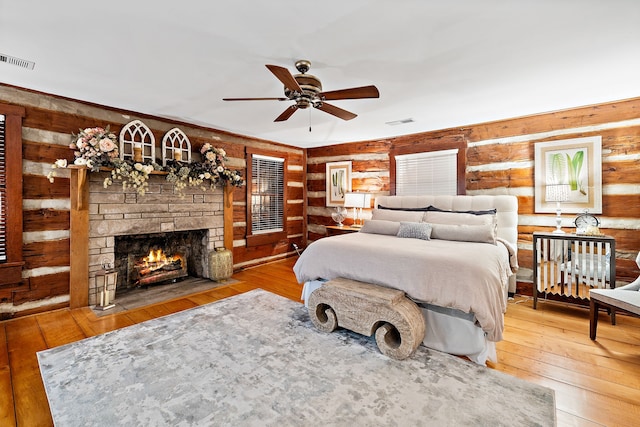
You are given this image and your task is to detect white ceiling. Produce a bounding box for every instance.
[2,1,639,148]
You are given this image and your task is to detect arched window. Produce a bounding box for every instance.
[119,120,155,162]
[161,128,191,165]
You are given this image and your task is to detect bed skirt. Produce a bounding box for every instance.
[301,280,496,365]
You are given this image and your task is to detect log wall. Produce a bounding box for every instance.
[0,84,305,317]
[307,97,640,294]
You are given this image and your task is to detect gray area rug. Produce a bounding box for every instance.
[38,289,556,426]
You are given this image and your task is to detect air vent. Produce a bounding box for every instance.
[385,118,414,126]
[0,53,35,70]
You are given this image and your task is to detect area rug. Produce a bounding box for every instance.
[38,289,556,426]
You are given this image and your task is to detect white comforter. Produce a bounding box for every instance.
[293,233,512,341]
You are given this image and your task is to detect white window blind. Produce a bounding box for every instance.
[251,154,284,234]
[395,148,458,196]
[0,114,6,261]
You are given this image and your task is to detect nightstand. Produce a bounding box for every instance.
[532,232,615,309]
[325,225,361,236]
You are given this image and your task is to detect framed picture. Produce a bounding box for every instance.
[326,161,352,206]
[534,136,602,214]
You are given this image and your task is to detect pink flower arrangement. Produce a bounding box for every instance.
[70,126,119,170]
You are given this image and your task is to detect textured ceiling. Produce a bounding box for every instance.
[1,0,639,148]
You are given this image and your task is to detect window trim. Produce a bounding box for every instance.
[245,147,288,247]
[0,103,25,286]
[389,135,466,195]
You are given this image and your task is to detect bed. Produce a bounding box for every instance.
[293,195,518,365]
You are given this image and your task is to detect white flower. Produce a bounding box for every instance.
[217,165,224,173]
[206,152,216,162]
[204,172,211,179]
[53,159,68,168]
[134,163,144,171]
[86,159,94,169]
[74,158,88,166]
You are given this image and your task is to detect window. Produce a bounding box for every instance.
[389,135,466,196]
[246,149,287,246]
[0,103,25,285]
[395,149,459,196]
[0,114,6,261]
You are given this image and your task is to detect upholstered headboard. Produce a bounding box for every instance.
[375,195,519,293]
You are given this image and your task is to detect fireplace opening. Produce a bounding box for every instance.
[114,230,208,294]
[132,247,188,287]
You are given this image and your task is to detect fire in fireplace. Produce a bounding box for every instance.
[114,229,208,292]
[133,248,188,287]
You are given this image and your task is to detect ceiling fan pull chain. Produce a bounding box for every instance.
[309,109,312,132]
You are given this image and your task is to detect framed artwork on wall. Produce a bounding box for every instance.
[534,136,602,214]
[326,161,352,206]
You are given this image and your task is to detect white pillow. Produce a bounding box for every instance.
[423,210,496,226]
[371,208,425,223]
[430,223,497,244]
[360,220,401,236]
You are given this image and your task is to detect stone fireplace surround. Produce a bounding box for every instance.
[86,172,225,306]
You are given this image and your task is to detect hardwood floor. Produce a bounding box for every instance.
[1,257,639,426]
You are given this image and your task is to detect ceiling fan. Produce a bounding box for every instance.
[223,60,380,122]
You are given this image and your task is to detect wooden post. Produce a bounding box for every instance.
[69,167,89,308]
[223,184,234,252]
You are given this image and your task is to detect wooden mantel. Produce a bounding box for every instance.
[68,166,234,308]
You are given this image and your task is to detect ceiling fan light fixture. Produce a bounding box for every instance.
[224,60,379,123]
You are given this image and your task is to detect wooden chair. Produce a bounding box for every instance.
[589,252,640,340]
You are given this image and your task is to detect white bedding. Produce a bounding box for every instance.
[293,232,512,341]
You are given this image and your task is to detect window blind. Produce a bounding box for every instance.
[395,148,458,196]
[251,154,284,234]
[0,114,6,261]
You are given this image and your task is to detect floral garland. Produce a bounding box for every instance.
[48,127,244,196]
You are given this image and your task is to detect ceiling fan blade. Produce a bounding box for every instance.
[274,105,298,122]
[223,97,288,101]
[315,102,357,121]
[320,85,380,101]
[266,64,303,93]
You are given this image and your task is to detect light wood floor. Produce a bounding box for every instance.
[1,257,639,426]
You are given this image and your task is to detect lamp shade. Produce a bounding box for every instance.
[343,192,371,208]
[545,184,570,203]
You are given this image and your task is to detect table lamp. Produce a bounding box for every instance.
[545,184,570,233]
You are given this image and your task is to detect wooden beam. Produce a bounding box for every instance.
[69,167,89,308]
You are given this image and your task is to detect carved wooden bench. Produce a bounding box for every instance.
[307,277,425,360]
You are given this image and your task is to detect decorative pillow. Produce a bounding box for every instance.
[430,223,497,244]
[360,220,401,236]
[371,208,425,223]
[397,222,432,241]
[377,204,431,212]
[426,206,497,215]
[423,210,496,226]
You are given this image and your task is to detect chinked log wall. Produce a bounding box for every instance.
[0,84,305,317]
[307,97,640,294]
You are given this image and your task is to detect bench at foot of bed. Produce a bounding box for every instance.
[307,277,426,360]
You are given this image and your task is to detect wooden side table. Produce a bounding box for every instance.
[325,225,360,236]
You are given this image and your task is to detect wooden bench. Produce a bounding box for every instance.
[307,277,425,360]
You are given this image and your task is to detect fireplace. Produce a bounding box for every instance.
[114,230,208,292]
[84,172,227,306]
